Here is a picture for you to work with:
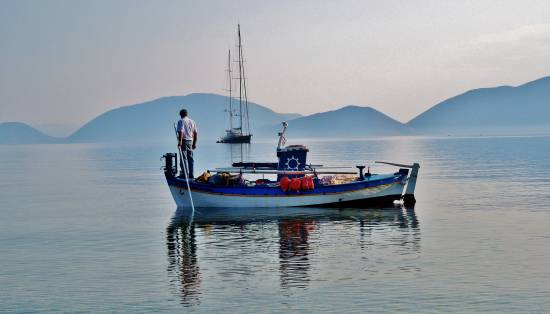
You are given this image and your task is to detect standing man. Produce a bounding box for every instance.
[177,108,198,178]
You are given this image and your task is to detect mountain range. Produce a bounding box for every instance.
[2,76,550,145]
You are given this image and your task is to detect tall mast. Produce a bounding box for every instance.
[237,24,243,134]
[227,49,233,130]
[238,25,250,135]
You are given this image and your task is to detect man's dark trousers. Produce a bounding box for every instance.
[180,140,194,178]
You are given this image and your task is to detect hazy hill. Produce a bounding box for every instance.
[67,93,300,143]
[0,122,61,144]
[265,105,408,138]
[407,76,550,135]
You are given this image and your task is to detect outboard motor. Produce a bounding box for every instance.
[162,153,178,177]
[277,145,309,180]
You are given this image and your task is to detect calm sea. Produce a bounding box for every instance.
[1,136,550,313]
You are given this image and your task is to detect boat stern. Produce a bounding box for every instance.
[402,163,420,207]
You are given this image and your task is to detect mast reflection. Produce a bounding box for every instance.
[228,143,251,164]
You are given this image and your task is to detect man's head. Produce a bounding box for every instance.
[179,108,188,118]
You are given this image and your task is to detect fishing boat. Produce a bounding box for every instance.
[217,24,252,144]
[163,122,420,208]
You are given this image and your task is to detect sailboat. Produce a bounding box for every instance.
[217,25,252,144]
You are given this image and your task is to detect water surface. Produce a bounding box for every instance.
[1,136,550,312]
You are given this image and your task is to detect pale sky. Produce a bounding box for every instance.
[2,0,550,132]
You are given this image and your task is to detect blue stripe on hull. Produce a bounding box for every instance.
[166,173,406,197]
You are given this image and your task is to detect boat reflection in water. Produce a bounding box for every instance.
[166,209,201,306]
[166,206,419,305]
[278,217,316,289]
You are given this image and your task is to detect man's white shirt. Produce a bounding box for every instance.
[177,117,197,140]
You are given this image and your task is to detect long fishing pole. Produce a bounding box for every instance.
[174,123,195,213]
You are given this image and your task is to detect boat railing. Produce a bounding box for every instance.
[208,168,357,175]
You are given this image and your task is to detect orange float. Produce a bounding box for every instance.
[290,178,302,191]
[307,176,315,190]
[302,176,313,190]
[280,176,290,191]
[301,177,308,190]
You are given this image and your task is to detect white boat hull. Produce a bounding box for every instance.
[169,180,406,208]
